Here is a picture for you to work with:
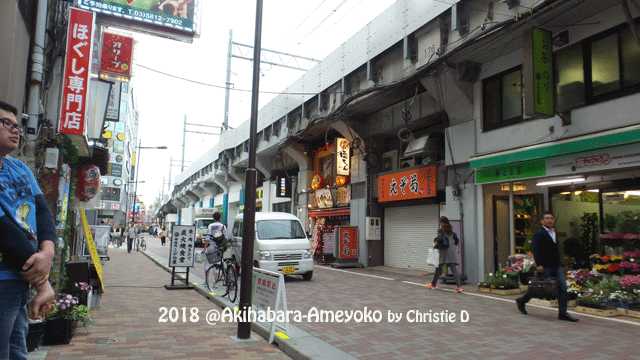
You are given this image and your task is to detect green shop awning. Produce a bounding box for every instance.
[470,125,640,169]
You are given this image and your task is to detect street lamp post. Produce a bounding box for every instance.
[238,0,263,340]
[129,142,167,247]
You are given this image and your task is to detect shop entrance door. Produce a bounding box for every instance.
[493,196,510,270]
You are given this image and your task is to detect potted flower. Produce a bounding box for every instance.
[72,282,93,308]
[576,278,620,317]
[43,294,91,345]
[619,275,640,318]
[491,270,522,296]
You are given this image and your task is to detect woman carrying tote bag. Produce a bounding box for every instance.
[425,216,464,293]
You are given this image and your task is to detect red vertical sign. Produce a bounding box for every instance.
[337,226,359,261]
[58,7,94,136]
[100,33,134,79]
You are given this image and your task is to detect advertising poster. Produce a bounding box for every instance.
[77,0,198,34]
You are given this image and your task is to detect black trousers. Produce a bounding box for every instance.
[518,266,568,315]
[127,237,133,253]
[431,263,461,287]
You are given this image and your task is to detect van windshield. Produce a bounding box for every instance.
[256,220,306,240]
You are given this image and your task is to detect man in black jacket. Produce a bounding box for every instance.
[516,211,578,322]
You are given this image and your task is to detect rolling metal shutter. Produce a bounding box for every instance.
[384,205,439,271]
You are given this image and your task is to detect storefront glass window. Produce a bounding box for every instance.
[555,44,585,111]
[591,33,621,96]
[602,190,640,233]
[551,191,600,242]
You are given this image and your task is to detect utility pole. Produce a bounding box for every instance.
[238,0,263,340]
[181,115,187,172]
[223,30,233,132]
[168,156,173,198]
[222,29,318,136]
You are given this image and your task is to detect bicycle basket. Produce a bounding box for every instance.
[205,244,222,264]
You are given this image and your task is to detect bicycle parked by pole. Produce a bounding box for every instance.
[202,235,238,303]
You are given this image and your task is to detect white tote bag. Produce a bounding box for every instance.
[427,249,439,266]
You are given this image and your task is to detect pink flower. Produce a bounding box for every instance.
[619,275,640,289]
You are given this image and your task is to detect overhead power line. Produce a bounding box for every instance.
[134,63,329,95]
[294,0,331,31]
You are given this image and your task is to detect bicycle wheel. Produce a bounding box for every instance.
[214,258,225,288]
[205,265,217,292]
[225,263,238,303]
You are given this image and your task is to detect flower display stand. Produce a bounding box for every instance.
[575,305,619,317]
[529,299,577,308]
[624,308,640,319]
[491,287,524,296]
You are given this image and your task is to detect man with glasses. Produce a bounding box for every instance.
[0,100,56,359]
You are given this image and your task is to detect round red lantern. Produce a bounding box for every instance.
[335,175,349,187]
[76,164,101,202]
[311,174,323,191]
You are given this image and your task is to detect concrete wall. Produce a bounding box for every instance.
[0,1,30,111]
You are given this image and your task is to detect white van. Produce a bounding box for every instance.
[231,212,314,281]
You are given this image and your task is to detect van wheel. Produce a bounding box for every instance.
[302,271,313,281]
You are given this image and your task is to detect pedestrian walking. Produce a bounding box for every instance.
[127,226,136,253]
[159,228,167,246]
[516,211,579,322]
[425,216,464,293]
[0,100,56,359]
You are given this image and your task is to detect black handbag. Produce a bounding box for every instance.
[527,274,559,300]
[434,234,449,250]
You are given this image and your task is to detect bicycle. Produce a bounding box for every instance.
[203,243,238,303]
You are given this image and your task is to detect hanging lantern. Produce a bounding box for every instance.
[335,175,349,187]
[311,174,323,191]
[76,164,101,202]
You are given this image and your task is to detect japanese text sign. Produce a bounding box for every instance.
[336,226,358,261]
[252,268,288,343]
[100,33,133,79]
[531,28,554,116]
[377,165,437,203]
[169,225,196,267]
[336,138,351,176]
[59,8,94,136]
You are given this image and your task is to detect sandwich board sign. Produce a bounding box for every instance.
[165,224,196,290]
[252,267,288,343]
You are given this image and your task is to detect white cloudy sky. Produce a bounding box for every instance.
[129,0,397,208]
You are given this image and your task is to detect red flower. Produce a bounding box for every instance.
[607,263,621,273]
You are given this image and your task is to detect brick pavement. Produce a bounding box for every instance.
[145,238,640,360]
[41,247,288,360]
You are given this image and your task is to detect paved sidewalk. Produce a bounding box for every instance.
[39,248,288,360]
